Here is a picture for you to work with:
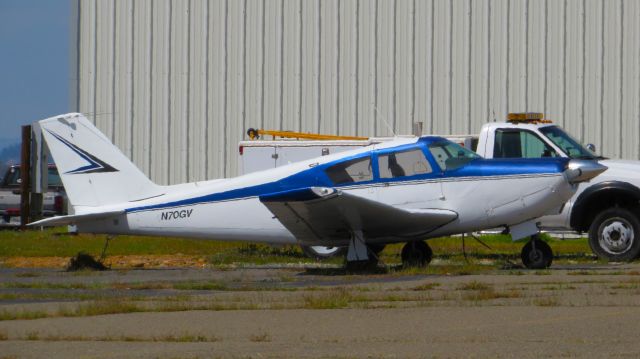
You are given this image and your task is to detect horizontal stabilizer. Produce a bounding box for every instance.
[28,210,124,227]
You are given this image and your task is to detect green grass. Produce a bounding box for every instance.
[0,228,596,267]
[0,228,245,257]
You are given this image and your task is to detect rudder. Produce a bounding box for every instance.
[39,113,163,209]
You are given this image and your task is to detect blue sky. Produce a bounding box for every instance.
[0,0,69,145]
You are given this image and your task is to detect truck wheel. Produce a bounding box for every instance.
[588,207,640,261]
[301,245,347,260]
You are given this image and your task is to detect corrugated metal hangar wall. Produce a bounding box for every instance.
[70,0,640,185]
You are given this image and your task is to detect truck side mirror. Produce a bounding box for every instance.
[586,144,596,153]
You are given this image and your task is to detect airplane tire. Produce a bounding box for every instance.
[401,241,432,268]
[521,238,553,269]
[588,207,640,262]
[301,245,347,260]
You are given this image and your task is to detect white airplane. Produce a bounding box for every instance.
[31,113,606,269]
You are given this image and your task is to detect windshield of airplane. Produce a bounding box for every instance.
[428,141,480,171]
[539,126,596,159]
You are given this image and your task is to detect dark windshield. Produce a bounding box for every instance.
[428,141,480,171]
[2,166,63,188]
[539,126,596,159]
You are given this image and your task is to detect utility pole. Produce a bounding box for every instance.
[19,125,31,229]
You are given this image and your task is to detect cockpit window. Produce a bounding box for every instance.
[428,141,480,171]
[378,149,432,179]
[325,156,373,185]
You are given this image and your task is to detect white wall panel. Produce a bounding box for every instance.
[395,0,413,135]
[300,0,320,134]
[545,0,565,127]
[356,0,376,136]
[583,0,602,148]
[149,1,171,184]
[94,0,115,139]
[319,0,338,134]
[602,0,622,158]
[264,0,284,131]
[245,0,263,131]
[451,0,470,134]
[189,0,209,182]
[131,0,152,176]
[469,0,490,133]
[413,0,433,133]
[226,0,245,177]
[113,0,133,159]
[621,0,640,159]
[75,0,640,184]
[432,0,451,134]
[282,0,302,132]
[207,0,227,180]
[337,0,357,136]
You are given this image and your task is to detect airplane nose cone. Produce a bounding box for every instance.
[565,160,608,183]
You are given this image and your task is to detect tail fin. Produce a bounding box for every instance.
[39,113,163,209]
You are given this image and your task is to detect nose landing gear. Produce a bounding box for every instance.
[521,235,553,269]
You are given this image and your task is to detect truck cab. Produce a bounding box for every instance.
[476,114,640,261]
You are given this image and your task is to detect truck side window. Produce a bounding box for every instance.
[494,129,558,158]
[378,149,432,179]
[325,157,372,185]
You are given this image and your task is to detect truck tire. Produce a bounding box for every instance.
[301,245,347,260]
[588,207,640,261]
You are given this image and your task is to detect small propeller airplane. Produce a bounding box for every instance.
[31,113,606,269]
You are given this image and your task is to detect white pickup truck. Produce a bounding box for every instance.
[473,118,640,261]
[239,115,640,261]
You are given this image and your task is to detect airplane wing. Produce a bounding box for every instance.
[28,209,125,227]
[259,187,458,243]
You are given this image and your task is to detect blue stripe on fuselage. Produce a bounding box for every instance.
[126,138,569,213]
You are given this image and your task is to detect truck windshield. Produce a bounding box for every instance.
[2,166,63,188]
[428,141,480,171]
[539,126,596,159]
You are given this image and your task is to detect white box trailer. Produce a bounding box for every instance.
[238,135,472,175]
[239,138,384,175]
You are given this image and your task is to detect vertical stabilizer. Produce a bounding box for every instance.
[39,113,163,209]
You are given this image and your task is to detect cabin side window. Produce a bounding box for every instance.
[493,129,559,158]
[325,157,372,185]
[378,149,432,179]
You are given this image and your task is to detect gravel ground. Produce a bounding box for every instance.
[1,263,640,358]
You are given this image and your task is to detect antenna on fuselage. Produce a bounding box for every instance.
[374,105,396,137]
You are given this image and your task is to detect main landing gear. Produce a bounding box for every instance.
[520,235,553,269]
[344,231,380,271]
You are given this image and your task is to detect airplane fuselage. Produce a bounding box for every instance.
[76,138,575,246]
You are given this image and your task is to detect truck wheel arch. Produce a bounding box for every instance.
[570,181,640,232]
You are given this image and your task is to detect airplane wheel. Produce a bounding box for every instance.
[401,241,432,268]
[301,245,346,260]
[521,237,553,269]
